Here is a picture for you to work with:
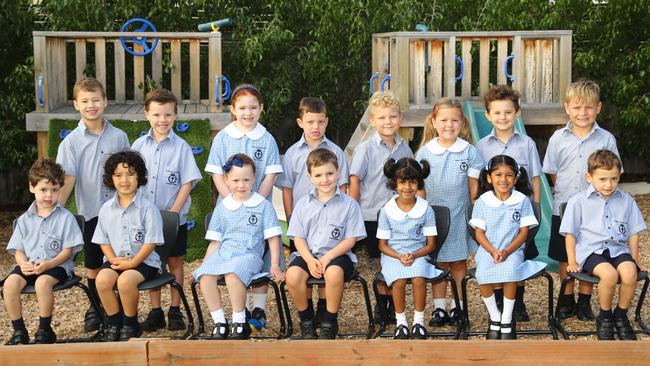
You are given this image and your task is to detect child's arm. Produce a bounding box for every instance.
[416,189,426,199]
[267,236,285,282]
[547,174,556,186]
[339,183,348,194]
[475,228,501,263]
[258,173,277,199]
[531,176,541,203]
[500,226,529,262]
[58,175,76,206]
[319,237,356,268]
[111,244,157,270]
[348,176,361,202]
[565,234,580,272]
[14,250,35,275]
[468,177,479,203]
[203,240,221,260]
[378,239,401,259]
[293,236,323,278]
[282,187,293,221]
[411,236,436,259]
[629,234,645,271]
[34,248,73,275]
[212,174,231,198]
[169,181,193,213]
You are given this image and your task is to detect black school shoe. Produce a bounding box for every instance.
[555,295,576,320]
[513,300,530,322]
[5,329,29,345]
[614,316,637,340]
[249,307,267,331]
[300,319,318,339]
[210,322,229,339]
[141,309,166,331]
[448,308,461,326]
[486,321,501,340]
[411,324,428,339]
[119,324,142,341]
[34,328,57,344]
[394,324,410,339]
[500,322,517,340]
[167,308,186,331]
[576,300,595,321]
[429,308,449,327]
[229,322,252,340]
[319,321,339,339]
[84,306,102,332]
[104,325,121,342]
[596,317,615,340]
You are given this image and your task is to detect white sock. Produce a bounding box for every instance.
[395,312,408,327]
[210,308,226,323]
[501,297,515,331]
[413,311,425,326]
[433,298,446,310]
[450,299,463,310]
[253,293,267,311]
[482,295,501,330]
[232,310,247,324]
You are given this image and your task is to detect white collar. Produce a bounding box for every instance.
[479,190,526,207]
[425,137,469,155]
[383,196,429,220]
[223,121,266,140]
[222,192,265,211]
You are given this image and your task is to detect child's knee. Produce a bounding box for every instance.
[116,271,142,290]
[598,268,619,287]
[285,267,307,286]
[34,276,57,293]
[392,279,407,290]
[618,262,638,284]
[411,277,426,287]
[323,266,344,284]
[96,271,116,290]
[3,275,26,295]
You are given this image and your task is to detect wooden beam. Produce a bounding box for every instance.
[389,37,410,108]
[445,36,456,97]
[33,35,47,112]
[95,38,106,88]
[461,38,473,98]
[558,33,573,104]
[152,40,163,87]
[479,38,490,97]
[0,341,147,366]
[208,36,221,112]
[75,39,86,81]
[429,40,442,102]
[189,40,200,101]
[410,40,426,106]
[171,40,182,100]
[114,40,126,102]
[133,43,145,101]
[497,37,508,86]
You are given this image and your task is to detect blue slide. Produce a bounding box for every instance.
[464,101,556,270]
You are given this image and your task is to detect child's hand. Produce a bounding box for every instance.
[307,258,323,278]
[19,262,35,275]
[270,265,285,283]
[33,260,51,275]
[497,249,510,263]
[491,250,501,264]
[111,259,135,271]
[400,253,414,266]
[188,274,195,284]
[110,257,129,265]
[566,262,581,273]
[638,263,648,272]
[318,256,332,269]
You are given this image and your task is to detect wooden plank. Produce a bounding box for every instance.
[171,40,182,100]
[497,37,508,85]
[75,39,87,81]
[535,39,544,103]
[152,40,163,87]
[196,102,208,113]
[33,35,47,112]
[114,40,126,102]
[541,40,554,103]
[126,103,143,114]
[410,40,426,105]
[133,43,145,101]
[189,40,200,101]
[34,31,223,38]
[184,103,197,113]
[389,37,410,108]
[0,341,147,366]
[461,38,472,98]
[444,36,456,97]
[558,33,572,104]
[552,38,560,103]
[512,35,523,93]
[479,37,490,97]
[429,40,442,102]
[208,37,221,111]
[372,37,390,96]
[47,38,67,110]
[367,30,574,39]
[37,131,48,159]
[524,39,537,103]
[94,38,106,88]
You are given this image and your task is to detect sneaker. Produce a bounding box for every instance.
[300,319,317,339]
[448,308,460,326]
[84,306,101,332]
[119,324,142,341]
[104,325,121,342]
[211,322,229,339]
[34,328,57,344]
[576,300,595,321]
[500,322,517,340]
[5,329,29,345]
[319,321,338,339]
[141,309,166,331]
[555,295,576,320]
[249,307,267,331]
[596,317,615,340]
[411,324,427,339]
[486,320,501,340]
[614,316,637,340]
[394,324,410,339]
[167,308,185,331]
[229,322,252,340]
[513,299,530,322]
[428,308,449,327]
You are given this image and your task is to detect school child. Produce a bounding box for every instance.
[205,84,283,329]
[469,155,546,339]
[542,80,621,320]
[415,98,483,327]
[3,159,84,345]
[277,96,349,326]
[285,148,366,339]
[476,85,543,321]
[560,150,646,340]
[377,158,441,339]
[56,77,130,332]
[131,89,202,332]
[93,150,165,342]
[192,154,285,340]
[349,91,412,323]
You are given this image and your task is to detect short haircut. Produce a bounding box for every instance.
[145,88,177,114]
[306,148,338,174]
[103,150,148,189]
[565,79,600,105]
[587,149,621,174]
[28,159,65,187]
[73,77,106,100]
[368,91,401,117]
[484,84,521,112]
[383,158,430,190]
[298,97,327,118]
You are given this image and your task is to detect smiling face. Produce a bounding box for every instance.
[487,164,517,199]
[586,167,620,198]
[112,163,139,199]
[29,179,60,212]
[73,89,108,124]
[297,112,328,144]
[370,105,402,140]
[565,99,601,131]
[224,164,255,201]
[308,162,339,197]
[395,178,418,202]
[485,100,519,134]
[145,101,176,139]
[433,107,463,145]
[229,94,262,132]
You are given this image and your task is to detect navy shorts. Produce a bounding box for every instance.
[6,265,69,285]
[289,255,355,281]
[547,215,567,262]
[356,221,380,259]
[169,223,188,257]
[83,216,104,269]
[582,249,638,275]
[99,261,160,281]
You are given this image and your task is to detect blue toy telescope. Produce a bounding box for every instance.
[197,18,234,32]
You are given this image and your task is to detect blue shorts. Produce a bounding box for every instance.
[582,249,637,275]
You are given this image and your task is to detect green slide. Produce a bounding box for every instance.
[463,101,556,271]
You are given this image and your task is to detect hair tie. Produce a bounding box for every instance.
[232,85,260,97]
[222,154,245,172]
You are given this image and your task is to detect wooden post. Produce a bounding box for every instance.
[559,34,572,104]
[512,35,523,93]
[389,37,410,109]
[524,39,537,103]
[114,40,126,102]
[410,40,426,106]
[95,38,106,88]
[208,35,221,112]
[497,37,508,86]
[444,36,456,98]
[372,37,390,96]
[541,39,554,104]
[461,38,473,98]
[152,41,163,87]
[133,43,144,101]
[189,40,200,101]
[171,40,182,100]
[75,39,86,81]
[33,35,47,112]
[479,37,490,97]
[428,40,442,102]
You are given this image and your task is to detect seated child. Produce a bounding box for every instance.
[93,150,165,342]
[377,158,441,339]
[3,159,83,345]
[470,155,546,340]
[560,149,647,340]
[192,153,284,340]
[285,148,366,339]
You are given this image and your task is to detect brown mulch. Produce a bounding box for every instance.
[2,195,650,343]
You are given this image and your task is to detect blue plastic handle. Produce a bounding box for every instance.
[222,75,231,100]
[138,130,148,137]
[176,122,190,133]
[119,18,159,56]
[191,145,204,155]
[187,220,196,231]
[37,75,44,108]
[215,75,231,106]
[369,72,379,94]
[59,129,71,139]
[380,75,391,91]
[504,53,515,81]
[415,24,429,32]
[455,55,464,81]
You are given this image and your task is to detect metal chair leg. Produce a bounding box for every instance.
[279,282,293,338]
[371,276,388,338]
[634,277,650,335]
[540,271,558,339]
[170,281,194,339]
[554,276,573,340]
[352,274,375,339]
[265,278,286,339]
[447,276,462,340]
[460,275,471,340]
[190,280,205,337]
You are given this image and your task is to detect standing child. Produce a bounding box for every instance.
[476,85,543,321]
[543,80,621,320]
[192,154,285,340]
[349,91,412,323]
[377,158,440,339]
[285,149,366,339]
[205,84,283,329]
[132,89,202,332]
[56,77,130,332]
[93,151,165,342]
[415,98,483,327]
[560,150,646,340]
[470,155,546,339]
[3,159,84,345]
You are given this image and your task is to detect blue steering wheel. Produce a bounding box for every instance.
[119,18,159,56]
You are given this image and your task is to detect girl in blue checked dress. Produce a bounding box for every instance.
[469,155,546,340]
[192,154,285,340]
[378,158,441,339]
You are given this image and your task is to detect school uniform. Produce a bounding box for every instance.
[415,138,483,262]
[205,122,282,195]
[559,185,647,274]
[470,191,546,285]
[376,196,442,286]
[192,193,282,286]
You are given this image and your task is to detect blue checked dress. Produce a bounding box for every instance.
[470,191,546,284]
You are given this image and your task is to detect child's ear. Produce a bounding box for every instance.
[595,101,602,114]
[296,117,303,126]
[228,104,236,115]
[28,183,36,194]
[584,172,592,183]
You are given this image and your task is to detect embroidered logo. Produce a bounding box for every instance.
[512,210,521,222]
[416,225,423,235]
[254,149,263,160]
[49,240,61,251]
[167,173,178,184]
[248,214,258,225]
[459,161,468,172]
[619,224,626,234]
[134,231,144,243]
[330,227,341,239]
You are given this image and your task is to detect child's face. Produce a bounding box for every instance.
[145,101,176,137]
[229,94,262,131]
[224,164,255,200]
[395,178,418,201]
[29,179,61,211]
[487,164,517,198]
[564,99,601,130]
[73,89,107,124]
[297,112,328,142]
[370,105,402,139]
[485,100,519,134]
[433,107,463,143]
[308,162,339,196]
[112,163,139,198]
[586,167,620,198]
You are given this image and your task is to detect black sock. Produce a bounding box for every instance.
[39,316,53,331]
[11,318,26,332]
[307,299,314,312]
[599,308,613,320]
[323,310,338,323]
[614,306,628,320]
[494,288,504,303]
[168,306,180,312]
[107,313,123,327]
[151,307,163,313]
[515,285,525,302]
[317,298,326,311]
[387,296,395,310]
[124,315,139,327]
[87,278,99,306]
[299,306,315,322]
[577,293,591,304]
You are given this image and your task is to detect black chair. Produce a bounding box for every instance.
[461,202,557,339]
[1,215,104,343]
[372,205,462,339]
[555,202,650,339]
[190,214,287,339]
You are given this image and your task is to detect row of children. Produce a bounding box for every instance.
[3,76,646,344]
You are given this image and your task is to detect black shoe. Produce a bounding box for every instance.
[486,320,501,340]
[319,321,338,339]
[300,319,318,339]
[84,306,101,332]
[104,325,121,342]
[119,324,142,341]
[448,308,460,326]
[210,322,229,339]
[576,300,595,321]
[411,324,427,339]
[500,323,517,340]
[513,300,530,322]
[596,317,615,340]
[428,308,449,327]
[615,316,637,340]
[393,324,410,339]
[34,328,57,344]
[141,309,166,331]
[249,307,266,331]
[5,329,29,345]
[373,303,386,325]
[556,295,576,320]
[167,308,185,331]
[229,322,252,340]
[387,302,397,324]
